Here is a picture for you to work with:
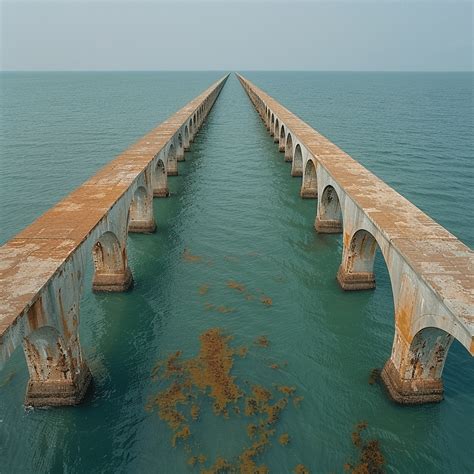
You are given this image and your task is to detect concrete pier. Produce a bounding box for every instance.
[0,74,228,407]
[238,73,473,405]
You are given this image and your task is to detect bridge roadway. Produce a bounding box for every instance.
[237,73,473,404]
[0,74,228,406]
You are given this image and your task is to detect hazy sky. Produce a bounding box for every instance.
[1,1,472,71]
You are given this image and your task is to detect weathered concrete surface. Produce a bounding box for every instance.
[237,73,473,404]
[0,74,228,406]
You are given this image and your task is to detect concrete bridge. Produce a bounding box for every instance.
[237,74,473,404]
[0,75,228,407]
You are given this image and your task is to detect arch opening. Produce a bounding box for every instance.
[337,229,377,290]
[153,159,169,197]
[278,125,286,152]
[382,325,461,404]
[301,159,318,199]
[184,126,190,150]
[315,185,342,233]
[291,144,303,177]
[274,119,280,143]
[167,143,178,176]
[129,185,156,233]
[270,114,275,136]
[92,231,133,292]
[285,134,293,162]
[177,133,185,161]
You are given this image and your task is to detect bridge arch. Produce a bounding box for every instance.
[23,324,91,406]
[301,158,318,199]
[278,125,286,152]
[285,133,293,162]
[184,125,190,150]
[153,158,168,197]
[167,143,178,176]
[92,231,133,292]
[274,118,280,143]
[177,132,185,161]
[315,184,343,233]
[291,144,303,177]
[129,185,156,233]
[337,229,377,290]
[382,323,472,404]
[270,113,275,136]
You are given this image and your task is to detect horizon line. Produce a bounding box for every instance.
[1,69,473,73]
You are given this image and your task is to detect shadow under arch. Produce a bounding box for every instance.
[278,124,285,152]
[301,159,318,199]
[167,143,178,176]
[153,158,169,197]
[92,230,133,292]
[129,185,156,234]
[285,133,293,162]
[315,184,343,234]
[291,144,303,177]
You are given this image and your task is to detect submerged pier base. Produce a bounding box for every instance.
[336,265,376,291]
[381,359,443,404]
[314,217,342,234]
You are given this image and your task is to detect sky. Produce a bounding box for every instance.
[0,1,472,71]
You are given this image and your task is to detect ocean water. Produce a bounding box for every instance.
[0,72,472,473]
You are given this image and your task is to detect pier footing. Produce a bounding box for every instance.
[337,266,375,291]
[92,268,133,292]
[381,359,443,404]
[25,364,92,407]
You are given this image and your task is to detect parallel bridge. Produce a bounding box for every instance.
[0,75,228,406]
[237,74,473,404]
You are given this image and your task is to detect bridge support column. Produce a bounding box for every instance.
[337,229,376,290]
[315,185,343,233]
[129,185,156,233]
[315,218,343,233]
[92,231,133,292]
[381,327,453,404]
[153,159,169,197]
[23,276,91,407]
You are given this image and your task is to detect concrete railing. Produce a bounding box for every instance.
[0,74,229,406]
[237,73,473,405]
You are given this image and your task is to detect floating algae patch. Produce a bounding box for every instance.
[183,248,203,262]
[227,280,246,292]
[255,336,269,348]
[147,328,306,471]
[294,464,310,474]
[260,296,272,306]
[345,422,385,474]
[199,284,210,295]
[368,369,380,385]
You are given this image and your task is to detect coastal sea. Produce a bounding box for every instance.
[0,71,472,473]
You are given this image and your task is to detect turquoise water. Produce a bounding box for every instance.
[0,72,473,473]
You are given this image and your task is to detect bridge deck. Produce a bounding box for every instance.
[0,76,227,342]
[238,74,473,347]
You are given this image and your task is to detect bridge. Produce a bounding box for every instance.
[0,75,228,406]
[237,74,473,404]
[0,72,472,407]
